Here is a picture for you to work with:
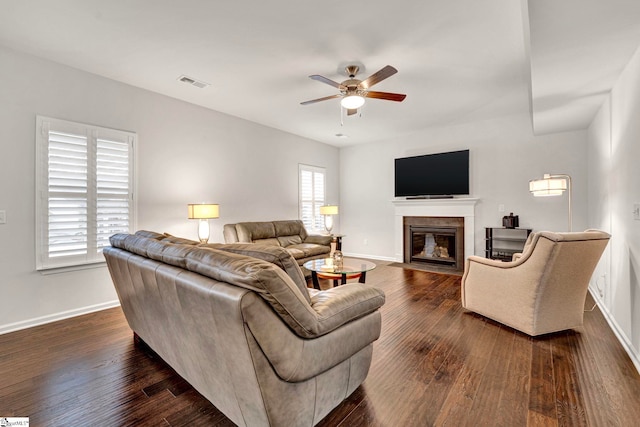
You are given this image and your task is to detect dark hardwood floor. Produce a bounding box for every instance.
[2,262,640,426]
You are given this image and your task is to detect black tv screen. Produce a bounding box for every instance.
[394,150,469,197]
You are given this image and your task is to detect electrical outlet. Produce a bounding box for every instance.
[0,210,5,224]
[498,204,505,213]
[634,203,640,220]
[363,239,368,246]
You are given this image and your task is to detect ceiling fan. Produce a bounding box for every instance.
[301,65,407,116]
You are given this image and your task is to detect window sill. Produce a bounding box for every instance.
[38,261,107,275]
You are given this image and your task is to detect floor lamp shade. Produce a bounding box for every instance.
[188,203,219,243]
[529,176,567,196]
[529,174,572,231]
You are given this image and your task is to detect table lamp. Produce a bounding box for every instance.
[319,205,338,234]
[187,203,219,243]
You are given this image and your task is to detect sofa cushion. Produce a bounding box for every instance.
[285,247,306,260]
[236,222,277,242]
[162,233,200,245]
[202,243,310,303]
[303,234,333,246]
[273,220,307,239]
[277,235,303,247]
[252,238,281,247]
[287,243,330,259]
[111,234,193,269]
[135,230,165,240]
[133,230,200,246]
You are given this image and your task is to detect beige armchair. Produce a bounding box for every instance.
[461,230,610,336]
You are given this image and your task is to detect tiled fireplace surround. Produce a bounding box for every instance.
[392,198,478,265]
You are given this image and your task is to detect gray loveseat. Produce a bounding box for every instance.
[103,230,385,427]
[223,220,332,270]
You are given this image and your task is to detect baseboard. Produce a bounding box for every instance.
[588,287,640,375]
[342,252,397,262]
[0,300,121,336]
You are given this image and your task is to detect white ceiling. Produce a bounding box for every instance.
[1,0,639,146]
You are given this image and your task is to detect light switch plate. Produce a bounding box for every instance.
[0,210,5,224]
[634,204,640,221]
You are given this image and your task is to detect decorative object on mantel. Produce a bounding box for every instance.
[502,212,519,229]
[529,173,572,231]
[319,205,339,234]
[187,203,219,243]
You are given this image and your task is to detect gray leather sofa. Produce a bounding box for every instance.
[103,231,385,427]
[223,220,332,270]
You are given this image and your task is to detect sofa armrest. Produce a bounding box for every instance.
[304,234,332,246]
[223,224,240,243]
[309,284,385,333]
[241,288,384,382]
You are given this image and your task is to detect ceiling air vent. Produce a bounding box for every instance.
[178,75,210,89]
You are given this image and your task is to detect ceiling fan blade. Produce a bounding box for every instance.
[347,108,358,116]
[300,94,342,105]
[309,75,346,90]
[364,91,407,102]
[359,65,398,89]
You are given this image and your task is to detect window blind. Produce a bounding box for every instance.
[36,116,135,270]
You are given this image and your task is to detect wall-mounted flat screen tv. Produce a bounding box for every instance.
[394,149,469,197]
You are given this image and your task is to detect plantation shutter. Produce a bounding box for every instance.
[299,164,325,232]
[36,116,135,270]
[96,137,132,250]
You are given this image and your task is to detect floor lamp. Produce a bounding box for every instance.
[187,203,219,243]
[529,174,572,231]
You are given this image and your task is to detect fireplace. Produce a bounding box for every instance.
[392,198,477,272]
[403,216,465,272]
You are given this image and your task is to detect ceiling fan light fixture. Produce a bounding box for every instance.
[341,95,365,109]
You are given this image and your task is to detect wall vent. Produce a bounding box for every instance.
[178,75,210,89]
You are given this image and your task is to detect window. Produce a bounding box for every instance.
[299,164,326,232]
[35,116,135,270]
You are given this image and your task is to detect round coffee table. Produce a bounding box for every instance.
[304,257,376,290]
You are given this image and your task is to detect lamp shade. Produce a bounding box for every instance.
[187,203,219,219]
[319,205,339,215]
[529,176,567,197]
[528,173,572,231]
[341,95,365,109]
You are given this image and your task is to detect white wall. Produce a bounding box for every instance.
[587,44,640,372]
[339,113,588,259]
[0,46,338,333]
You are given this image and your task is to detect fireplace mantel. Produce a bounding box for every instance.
[391,198,478,262]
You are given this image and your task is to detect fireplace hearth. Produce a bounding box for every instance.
[403,216,464,272]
